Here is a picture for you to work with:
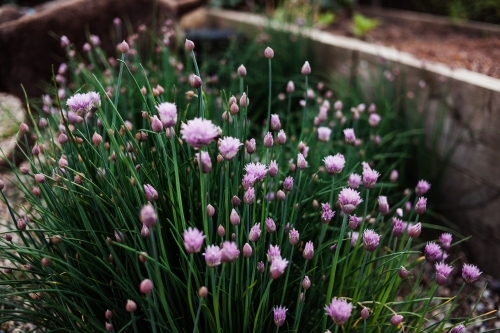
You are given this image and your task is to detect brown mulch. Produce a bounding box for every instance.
[324,12,500,79]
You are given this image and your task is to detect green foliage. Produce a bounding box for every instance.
[352,12,380,39]
[0,21,488,333]
[413,0,500,24]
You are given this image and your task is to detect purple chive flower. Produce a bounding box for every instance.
[392,218,404,237]
[343,128,356,144]
[321,203,335,223]
[317,127,332,142]
[399,266,409,279]
[183,227,205,254]
[297,153,307,170]
[245,162,268,182]
[273,306,288,326]
[302,276,311,290]
[362,162,380,189]
[424,242,442,262]
[338,188,363,214]
[439,233,453,251]
[301,61,311,75]
[151,116,163,132]
[378,196,389,215]
[140,279,153,294]
[409,222,422,238]
[267,245,281,263]
[242,173,257,190]
[362,229,380,252]
[264,132,274,148]
[157,102,177,128]
[244,187,255,204]
[361,307,370,320]
[67,92,100,117]
[289,228,299,245]
[324,298,353,326]
[219,137,242,161]
[416,180,431,196]
[140,204,157,227]
[323,153,345,174]
[348,173,361,189]
[270,114,281,131]
[368,113,381,127]
[415,197,427,215]
[270,257,288,279]
[249,223,261,242]
[269,160,278,177]
[196,151,212,173]
[462,264,482,283]
[435,262,453,285]
[180,118,219,149]
[237,64,247,77]
[277,130,286,145]
[303,241,314,260]
[349,215,361,230]
[61,35,70,47]
[257,261,265,273]
[203,245,222,267]
[350,232,359,247]
[143,184,158,202]
[390,314,403,326]
[246,138,256,154]
[283,176,294,192]
[451,324,466,333]
[390,169,399,182]
[266,218,276,233]
[221,241,240,263]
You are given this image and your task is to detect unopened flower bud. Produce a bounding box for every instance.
[143,184,158,202]
[199,286,208,298]
[237,64,247,76]
[276,190,286,201]
[230,103,239,115]
[105,323,113,332]
[207,204,215,217]
[398,266,408,279]
[151,116,163,132]
[32,186,41,196]
[218,225,225,237]
[140,279,153,294]
[390,314,403,326]
[19,122,29,134]
[41,257,51,267]
[185,39,195,51]
[264,47,274,59]
[126,300,137,312]
[92,132,102,146]
[243,243,252,257]
[32,145,40,155]
[286,81,295,94]
[239,93,249,107]
[117,40,129,53]
[17,218,27,230]
[58,133,68,145]
[105,309,113,320]
[19,166,29,174]
[232,196,241,207]
[301,61,311,75]
[264,132,273,148]
[361,307,370,320]
[409,222,421,238]
[190,74,202,88]
[302,276,311,289]
[141,224,150,239]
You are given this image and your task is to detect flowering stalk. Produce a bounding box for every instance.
[323,214,349,332]
[438,282,466,332]
[112,52,126,127]
[293,261,308,330]
[415,283,438,331]
[267,58,272,133]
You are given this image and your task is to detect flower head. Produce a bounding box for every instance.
[221,241,240,263]
[301,61,311,75]
[289,228,299,245]
[245,162,268,181]
[378,196,389,215]
[219,137,242,160]
[392,218,404,237]
[362,229,380,252]
[266,217,276,233]
[408,222,422,238]
[368,113,381,127]
[183,227,205,254]
[323,154,345,174]
[343,128,356,144]
[297,153,307,170]
[270,114,281,131]
[317,127,332,142]
[67,92,100,117]
[267,245,281,263]
[283,176,294,192]
[435,262,453,285]
[140,204,157,227]
[416,180,431,196]
[270,257,288,279]
[249,223,261,242]
[181,118,219,149]
[439,233,453,251]
[348,173,361,189]
[415,197,427,215]
[350,232,359,247]
[390,314,403,326]
[462,264,482,283]
[269,160,278,178]
[362,162,380,189]
[203,245,222,267]
[303,241,314,260]
[273,306,288,326]
[244,187,255,204]
[424,242,442,262]
[143,184,158,202]
[338,188,363,214]
[349,215,361,230]
[157,102,177,128]
[324,298,353,326]
[321,203,335,223]
[451,324,466,333]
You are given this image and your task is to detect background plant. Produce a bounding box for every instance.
[0,18,491,333]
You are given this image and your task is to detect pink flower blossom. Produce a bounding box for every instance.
[219,137,242,160]
[338,188,363,214]
[324,298,353,326]
[157,102,177,128]
[323,153,345,174]
[183,227,205,254]
[203,245,222,267]
[181,118,219,149]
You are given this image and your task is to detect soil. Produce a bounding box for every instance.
[323,12,500,79]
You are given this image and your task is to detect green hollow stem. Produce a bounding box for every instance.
[415,283,438,332]
[192,298,204,333]
[266,59,272,133]
[112,53,126,128]
[438,282,466,332]
[322,214,349,332]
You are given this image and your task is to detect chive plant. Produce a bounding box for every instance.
[0,19,490,333]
